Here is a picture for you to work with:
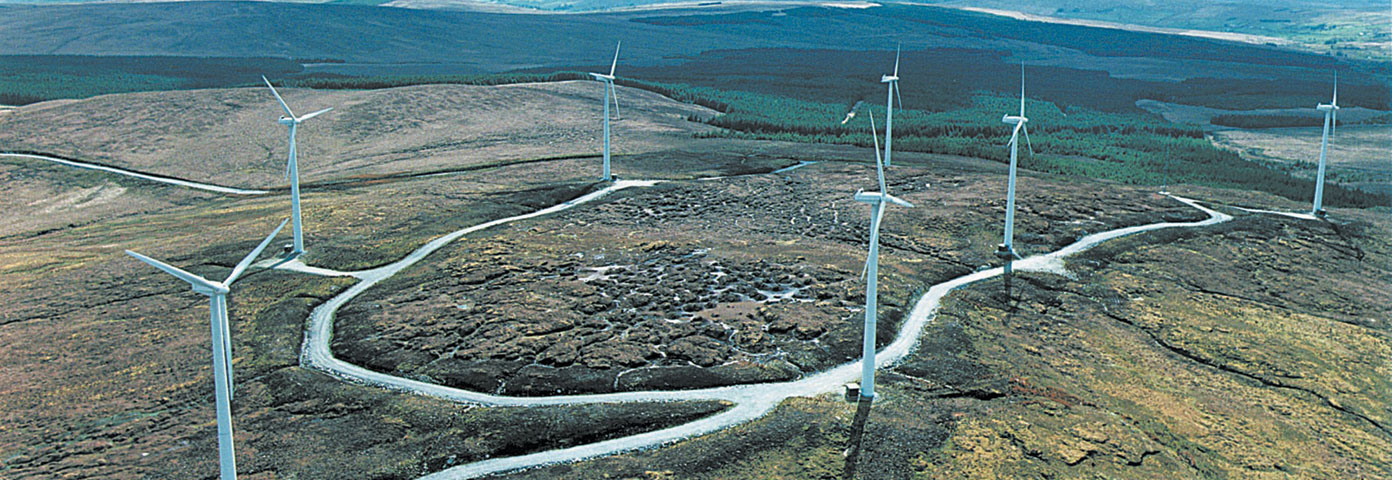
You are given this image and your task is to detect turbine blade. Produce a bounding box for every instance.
[225,219,289,285]
[610,82,621,120]
[297,107,333,122]
[609,41,621,77]
[894,82,903,111]
[285,157,293,182]
[868,110,881,157]
[1330,72,1338,138]
[868,112,885,194]
[1007,122,1023,149]
[127,250,219,291]
[1332,70,1338,106]
[262,75,295,118]
[893,43,901,77]
[1023,125,1034,156]
[1019,62,1026,117]
[861,205,887,280]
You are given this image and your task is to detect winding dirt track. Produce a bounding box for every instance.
[17,150,1238,478]
[0,153,270,195]
[285,168,1232,479]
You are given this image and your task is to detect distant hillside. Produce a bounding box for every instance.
[0,81,715,187]
[1,2,1387,108]
[929,0,1390,60]
[0,2,1381,73]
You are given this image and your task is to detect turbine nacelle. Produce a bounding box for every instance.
[590,72,615,82]
[263,76,333,125]
[193,282,232,295]
[854,190,915,208]
[1002,115,1028,125]
[880,75,899,84]
[1316,103,1339,112]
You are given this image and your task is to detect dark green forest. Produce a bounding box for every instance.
[679,89,1383,208]
[0,50,1385,209]
[0,56,302,106]
[279,71,1385,208]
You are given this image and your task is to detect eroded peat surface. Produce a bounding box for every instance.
[2,87,1386,479]
[488,187,1389,480]
[332,155,1203,400]
[0,153,769,479]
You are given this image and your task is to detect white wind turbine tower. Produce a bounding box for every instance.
[881,44,904,167]
[854,110,914,401]
[998,63,1033,271]
[1311,71,1339,217]
[589,42,622,181]
[263,76,332,256]
[125,219,288,480]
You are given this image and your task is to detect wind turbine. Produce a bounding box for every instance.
[881,44,904,167]
[589,42,622,181]
[126,219,288,480]
[1312,71,1339,217]
[998,63,1033,269]
[263,76,332,256]
[854,109,914,401]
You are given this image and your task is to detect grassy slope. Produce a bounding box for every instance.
[0,81,719,189]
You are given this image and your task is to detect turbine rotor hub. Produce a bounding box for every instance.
[193,282,230,295]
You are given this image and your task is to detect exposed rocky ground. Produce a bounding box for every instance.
[334,156,1205,396]
[338,242,857,395]
[4,83,1384,480]
[502,187,1391,480]
[0,148,764,480]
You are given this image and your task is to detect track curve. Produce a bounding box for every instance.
[294,177,1232,479]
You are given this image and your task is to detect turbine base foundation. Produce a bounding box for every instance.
[995,244,1016,260]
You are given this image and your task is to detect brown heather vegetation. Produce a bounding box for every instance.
[0,85,1385,479]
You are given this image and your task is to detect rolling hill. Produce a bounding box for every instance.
[0,81,715,187]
